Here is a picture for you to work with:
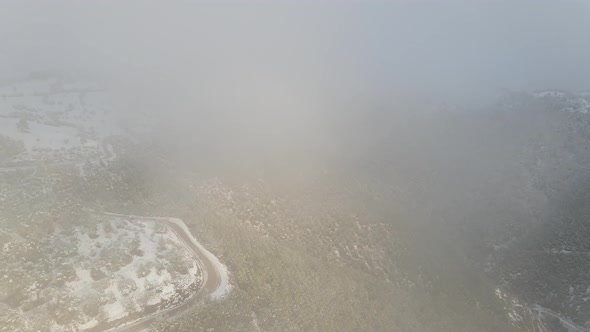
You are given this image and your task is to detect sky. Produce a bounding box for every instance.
[0,0,589,104]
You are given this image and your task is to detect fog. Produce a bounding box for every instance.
[3,1,590,95]
[1,1,590,331]
[5,1,588,154]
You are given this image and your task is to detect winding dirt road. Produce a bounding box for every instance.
[531,305,588,332]
[85,212,230,332]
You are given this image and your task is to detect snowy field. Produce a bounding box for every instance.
[1,216,203,331]
[532,90,590,114]
[0,77,126,164]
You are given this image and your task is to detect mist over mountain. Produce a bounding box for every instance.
[1,1,590,331]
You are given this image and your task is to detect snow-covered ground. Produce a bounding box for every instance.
[531,305,589,332]
[0,77,128,164]
[532,90,590,114]
[167,217,232,300]
[7,216,203,331]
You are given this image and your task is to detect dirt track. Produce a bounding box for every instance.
[84,213,229,332]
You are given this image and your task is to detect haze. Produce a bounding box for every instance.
[1,1,590,331]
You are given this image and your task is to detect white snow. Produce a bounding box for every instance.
[0,117,96,151]
[65,268,94,298]
[77,319,98,330]
[0,77,133,164]
[533,90,566,98]
[103,301,127,322]
[167,217,232,299]
[52,216,203,330]
[528,90,590,114]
